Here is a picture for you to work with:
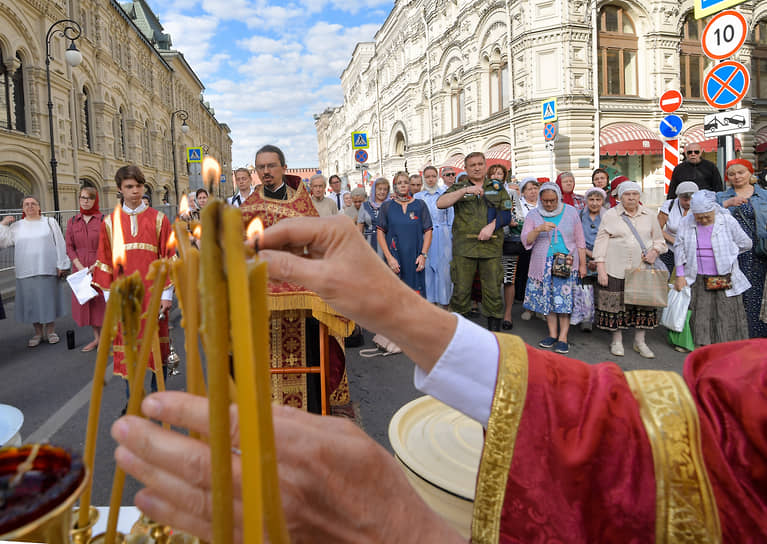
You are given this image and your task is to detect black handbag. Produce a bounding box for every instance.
[551,253,572,278]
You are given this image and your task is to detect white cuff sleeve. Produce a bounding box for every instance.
[414,314,499,427]
[103,290,109,302]
[161,286,174,301]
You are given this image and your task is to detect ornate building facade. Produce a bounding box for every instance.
[0,0,232,211]
[315,0,767,204]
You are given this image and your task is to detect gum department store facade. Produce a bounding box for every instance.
[315,0,767,205]
[0,0,232,212]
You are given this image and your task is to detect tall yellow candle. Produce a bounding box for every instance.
[77,277,121,530]
[104,270,146,544]
[248,257,289,543]
[200,200,234,544]
[222,206,263,544]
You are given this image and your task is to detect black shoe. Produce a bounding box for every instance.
[502,320,514,330]
[120,403,128,416]
[487,317,502,332]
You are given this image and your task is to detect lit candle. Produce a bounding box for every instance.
[247,218,289,543]
[200,200,234,544]
[223,208,262,544]
[104,262,167,544]
[202,156,221,194]
[77,205,124,530]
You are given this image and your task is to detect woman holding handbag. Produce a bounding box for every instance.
[66,186,106,352]
[0,196,70,347]
[716,159,767,338]
[520,182,586,354]
[593,181,667,358]
[673,191,751,347]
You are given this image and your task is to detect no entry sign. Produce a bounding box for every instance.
[659,90,683,113]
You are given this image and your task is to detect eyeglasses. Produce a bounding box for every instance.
[79,196,95,200]
[686,150,701,155]
[443,173,456,177]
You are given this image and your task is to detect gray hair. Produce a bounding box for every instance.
[309,174,326,185]
[350,187,367,198]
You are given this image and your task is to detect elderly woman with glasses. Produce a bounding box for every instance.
[520,182,586,354]
[657,181,698,272]
[717,158,767,338]
[65,186,106,352]
[0,196,71,347]
[593,181,667,358]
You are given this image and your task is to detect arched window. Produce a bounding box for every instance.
[82,87,92,150]
[0,47,10,130]
[754,19,767,98]
[12,53,25,133]
[450,78,465,129]
[680,13,713,99]
[598,5,638,96]
[394,132,406,156]
[489,62,509,114]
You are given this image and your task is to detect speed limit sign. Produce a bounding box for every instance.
[702,10,747,60]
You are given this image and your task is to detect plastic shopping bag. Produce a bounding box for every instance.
[668,310,695,352]
[661,285,691,333]
[570,284,594,326]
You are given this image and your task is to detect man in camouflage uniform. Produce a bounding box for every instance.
[437,152,512,331]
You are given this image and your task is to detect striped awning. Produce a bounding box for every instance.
[600,123,662,156]
[682,124,742,152]
[485,143,511,168]
[442,154,465,169]
[756,126,767,153]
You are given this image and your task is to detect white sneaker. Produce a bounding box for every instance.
[610,342,624,357]
[634,343,656,359]
[521,310,532,321]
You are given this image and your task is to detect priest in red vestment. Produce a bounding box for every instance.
[110,216,767,544]
[93,165,174,384]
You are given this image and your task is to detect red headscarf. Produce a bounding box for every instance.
[555,173,575,206]
[608,175,631,207]
[726,159,754,174]
[79,190,101,216]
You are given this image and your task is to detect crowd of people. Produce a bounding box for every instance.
[335,145,767,355]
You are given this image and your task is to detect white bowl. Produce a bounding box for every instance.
[0,404,24,447]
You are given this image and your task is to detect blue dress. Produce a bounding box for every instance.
[415,188,454,305]
[378,199,433,296]
[728,201,767,338]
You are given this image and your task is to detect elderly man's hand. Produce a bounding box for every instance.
[112,392,464,544]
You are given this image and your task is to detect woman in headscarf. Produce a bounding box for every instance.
[576,186,608,332]
[607,175,632,208]
[414,166,453,307]
[357,177,390,257]
[65,186,106,352]
[673,190,751,347]
[658,181,698,272]
[591,168,611,206]
[489,164,520,328]
[593,181,667,358]
[0,196,70,347]
[377,171,433,296]
[716,158,767,338]
[555,171,585,211]
[520,182,586,354]
[516,177,539,320]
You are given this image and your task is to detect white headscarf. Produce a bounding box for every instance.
[690,190,718,214]
[617,181,641,199]
[536,182,564,218]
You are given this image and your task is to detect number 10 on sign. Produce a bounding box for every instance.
[702,10,747,60]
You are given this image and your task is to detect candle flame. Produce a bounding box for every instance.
[246,218,264,240]
[202,157,221,186]
[193,225,202,239]
[112,204,126,272]
[178,193,190,217]
[168,230,177,251]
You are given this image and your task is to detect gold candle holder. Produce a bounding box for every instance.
[89,531,127,544]
[148,521,171,544]
[71,505,100,544]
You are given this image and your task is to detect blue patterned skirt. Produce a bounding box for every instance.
[523,255,576,315]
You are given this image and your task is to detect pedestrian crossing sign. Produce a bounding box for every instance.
[694,0,747,19]
[541,99,557,123]
[187,147,202,163]
[351,132,369,149]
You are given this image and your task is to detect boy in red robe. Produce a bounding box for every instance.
[93,165,174,397]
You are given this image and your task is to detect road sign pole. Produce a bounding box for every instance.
[550,147,555,182]
[664,140,679,196]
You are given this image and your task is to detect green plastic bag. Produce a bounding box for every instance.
[668,310,694,352]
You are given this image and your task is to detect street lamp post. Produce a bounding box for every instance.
[45,19,82,218]
[170,109,189,205]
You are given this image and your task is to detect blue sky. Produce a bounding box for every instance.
[153,0,394,168]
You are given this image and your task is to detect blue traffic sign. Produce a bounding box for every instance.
[351,132,369,149]
[703,61,749,110]
[187,147,202,163]
[694,0,747,19]
[659,115,684,139]
[541,99,557,123]
[354,149,368,163]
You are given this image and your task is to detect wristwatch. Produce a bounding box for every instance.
[420,252,427,258]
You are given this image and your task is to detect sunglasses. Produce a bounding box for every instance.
[443,173,456,176]
[686,150,701,155]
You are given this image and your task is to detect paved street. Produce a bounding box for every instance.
[0,296,685,507]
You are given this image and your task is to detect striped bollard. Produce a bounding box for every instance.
[663,139,678,196]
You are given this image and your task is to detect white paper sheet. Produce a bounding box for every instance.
[66,268,98,305]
